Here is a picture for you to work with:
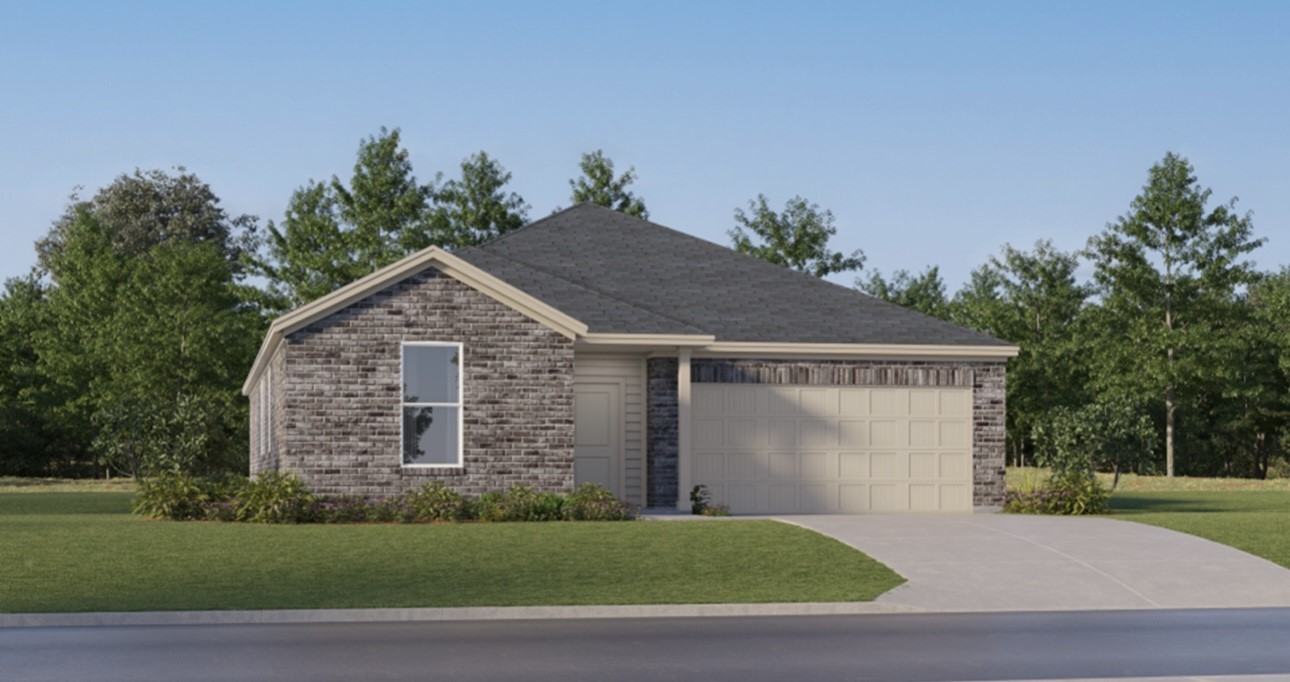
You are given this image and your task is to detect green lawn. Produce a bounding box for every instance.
[1108,491,1290,570]
[0,492,903,613]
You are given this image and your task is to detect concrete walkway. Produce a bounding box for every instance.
[780,514,1290,612]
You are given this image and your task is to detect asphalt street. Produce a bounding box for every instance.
[4,609,1290,682]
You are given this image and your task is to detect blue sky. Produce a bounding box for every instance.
[1,1,1286,290]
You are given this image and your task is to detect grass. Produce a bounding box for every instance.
[0,492,903,613]
[1008,466,1290,570]
[0,476,137,493]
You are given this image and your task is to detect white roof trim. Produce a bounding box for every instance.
[241,247,588,395]
[578,333,716,347]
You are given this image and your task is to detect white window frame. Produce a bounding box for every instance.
[399,341,464,468]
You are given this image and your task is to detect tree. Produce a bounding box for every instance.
[568,150,648,218]
[36,168,256,278]
[950,241,1091,465]
[36,171,263,477]
[857,266,949,319]
[0,274,77,476]
[433,151,529,248]
[254,127,437,307]
[1086,152,1263,476]
[730,194,864,278]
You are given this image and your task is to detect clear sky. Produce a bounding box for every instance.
[1,1,1286,291]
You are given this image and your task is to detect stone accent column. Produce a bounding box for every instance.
[646,357,678,508]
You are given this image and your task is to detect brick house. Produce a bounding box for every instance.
[243,204,1017,513]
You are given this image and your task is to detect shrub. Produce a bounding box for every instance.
[313,495,373,524]
[476,485,565,522]
[699,503,732,517]
[405,482,473,522]
[133,471,246,521]
[690,484,712,515]
[564,483,637,521]
[235,472,315,524]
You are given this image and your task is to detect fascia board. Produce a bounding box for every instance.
[241,247,590,395]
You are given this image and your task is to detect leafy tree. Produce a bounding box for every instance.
[36,172,262,477]
[255,127,437,307]
[1086,152,1263,476]
[951,241,1091,465]
[0,274,79,476]
[36,168,256,278]
[433,151,529,248]
[858,266,949,319]
[729,195,864,278]
[568,150,648,218]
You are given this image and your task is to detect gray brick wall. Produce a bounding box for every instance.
[272,268,575,497]
[645,358,678,507]
[647,358,1008,510]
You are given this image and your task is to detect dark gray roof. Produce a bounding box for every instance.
[454,204,1009,346]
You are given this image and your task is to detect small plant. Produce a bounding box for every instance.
[235,472,315,524]
[699,503,732,517]
[477,485,565,522]
[133,471,246,521]
[690,484,712,515]
[564,483,637,521]
[405,482,473,522]
[313,495,372,523]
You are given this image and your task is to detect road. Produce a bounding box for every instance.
[3,609,1290,681]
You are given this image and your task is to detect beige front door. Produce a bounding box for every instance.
[574,382,621,497]
[692,385,974,513]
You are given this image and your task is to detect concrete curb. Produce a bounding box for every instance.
[0,602,926,629]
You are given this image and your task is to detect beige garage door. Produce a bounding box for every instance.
[692,385,973,514]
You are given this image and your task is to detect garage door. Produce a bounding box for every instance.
[692,385,973,513]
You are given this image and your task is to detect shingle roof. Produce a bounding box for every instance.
[454,204,1008,347]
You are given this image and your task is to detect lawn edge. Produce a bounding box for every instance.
[0,602,926,628]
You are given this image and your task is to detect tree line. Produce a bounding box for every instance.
[0,129,1284,480]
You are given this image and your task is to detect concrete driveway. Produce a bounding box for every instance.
[778,514,1290,612]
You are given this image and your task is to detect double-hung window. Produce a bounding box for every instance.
[401,342,463,466]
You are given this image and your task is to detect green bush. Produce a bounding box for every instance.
[405,482,473,522]
[133,471,246,521]
[564,483,637,521]
[234,472,315,524]
[476,485,565,522]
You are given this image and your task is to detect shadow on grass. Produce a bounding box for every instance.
[1109,490,1290,515]
[0,492,134,516]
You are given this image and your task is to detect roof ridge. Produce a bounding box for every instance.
[473,202,597,249]
[468,247,709,335]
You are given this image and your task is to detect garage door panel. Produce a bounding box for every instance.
[910,484,938,511]
[839,452,867,479]
[799,419,834,448]
[839,389,868,416]
[910,452,938,478]
[695,419,725,448]
[694,387,724,416]
[768,452,797,479]
[839,484,867,512]
[767,387,799,414]
[940,421,969,448]
[799,484,830,513]
[869,484,907,511]
[696,452,725,479]
[726,452,762,479]
[726,419,760,448]
[767,420,797,447]
[800,389,834,416]
[941,452,969,479]
[910,390,938,417]
[692,385,973,514]
[910,420,938,447]
[870,452,902,479]
[800,452,829,479]
[870,389,908,416]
